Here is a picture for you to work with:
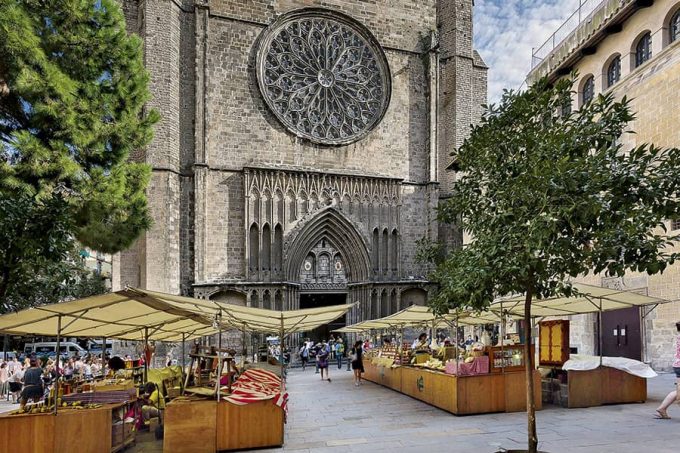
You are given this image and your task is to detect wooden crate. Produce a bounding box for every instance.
[216,400,284,451]
[164,400,217,453]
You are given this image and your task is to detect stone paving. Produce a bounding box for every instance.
[1,366,678,452]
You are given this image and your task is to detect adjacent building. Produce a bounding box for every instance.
[527,0,680,369]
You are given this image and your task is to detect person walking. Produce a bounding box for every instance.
[335,339,344,369]
[0,363,8,400]
[350,341,364,386]
[655,321,680,419]
[20,357,44,410]
[317,341,331,382]
[299,343,310,371]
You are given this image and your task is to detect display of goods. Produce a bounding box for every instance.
[63,388,136,404]
[221,368,288,414]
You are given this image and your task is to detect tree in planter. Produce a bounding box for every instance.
[0,0,158,307]
[427,76,680,453]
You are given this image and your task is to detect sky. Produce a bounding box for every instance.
[473,0,583,103]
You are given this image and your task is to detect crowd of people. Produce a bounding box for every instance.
[297,336,366,386]
[0,353,108,409]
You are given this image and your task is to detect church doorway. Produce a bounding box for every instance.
[299,293,347,342]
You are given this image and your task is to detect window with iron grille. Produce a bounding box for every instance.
[582,76,595,105]
[635,33,652,67]
[607,56,621,88]
[672,219,680,231]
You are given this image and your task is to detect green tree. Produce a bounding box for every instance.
[0,191,108,313]
[0,1,158,306]
[428,77,680,453]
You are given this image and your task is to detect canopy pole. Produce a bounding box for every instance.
[242,322,247,366]
[500,300,505,373]
[143,326,149,383]
[598,298,603,367]
[181,333,186,391]
[102,336,107,379]
[216,316,223,402]
[455,314,459,372]
[54,314,62,416]
[280,312,285,392]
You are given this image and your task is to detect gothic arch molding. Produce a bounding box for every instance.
[284,206,371,282]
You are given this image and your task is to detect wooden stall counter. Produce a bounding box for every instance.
[164,398,284,453]
[566,366,647,408]
[0,403,128,453]
[364,360,541,415]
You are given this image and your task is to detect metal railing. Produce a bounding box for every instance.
[531,0,607,69]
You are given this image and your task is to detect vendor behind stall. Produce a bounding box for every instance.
[412,333,429,350]
[142,382,165,423]
[20,357,44,409]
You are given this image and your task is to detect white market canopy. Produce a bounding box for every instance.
[337,282,670,333]
[0,288,357,341]
[491,282,670,318]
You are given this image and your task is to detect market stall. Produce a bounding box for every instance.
[341,305,542,415]
[491,282,669,409]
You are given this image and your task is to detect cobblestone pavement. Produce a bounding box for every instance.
[2,366,677,452]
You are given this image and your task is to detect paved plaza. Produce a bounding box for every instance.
[1,366,677,452]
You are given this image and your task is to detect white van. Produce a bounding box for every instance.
[23,342,87,358]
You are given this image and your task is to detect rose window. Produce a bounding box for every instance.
[256,9,391,145]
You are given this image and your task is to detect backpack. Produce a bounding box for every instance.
[335,343,344,355]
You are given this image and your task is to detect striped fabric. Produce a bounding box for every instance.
[221,368,288,415]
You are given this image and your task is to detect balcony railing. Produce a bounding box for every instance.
[531,0,606,69]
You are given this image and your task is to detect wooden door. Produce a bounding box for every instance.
[599,307,642,360]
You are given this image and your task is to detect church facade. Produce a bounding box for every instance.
[113,0,487,333]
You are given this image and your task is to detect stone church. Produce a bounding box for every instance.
[113,0,487,337]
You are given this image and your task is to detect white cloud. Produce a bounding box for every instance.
[473,0,582,103]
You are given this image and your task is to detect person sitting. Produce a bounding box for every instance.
[20,357,44,410]
[141,382,165,425]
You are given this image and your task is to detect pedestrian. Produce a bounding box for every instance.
[299,343,309,371]
[317,341,330,382]
[8,366,23,403]
[314,342,322,374]
[20,357,44,410]
[0,363,8,400]
[655,320,680,419]
[335,338,344,369]
[350,341,364,386]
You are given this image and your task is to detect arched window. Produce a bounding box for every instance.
[671,9,680,43]
[250,290,259,308]
[274,291,283,311]
[249,223,259,272]
[370,291,378,319]
[390,229,398,272]
[273,224,283,273]
[372,228,379,272]
[635,32,652,67]
[606,56,621,88]
[262,290,271,310]
[381,229,388,274]
[581,76,595,105]
[380,289,389,317]
[262,224,271,271]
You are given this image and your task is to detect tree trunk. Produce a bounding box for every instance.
[524,286,538,453]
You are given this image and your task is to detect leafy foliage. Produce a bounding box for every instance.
[0,1,158,307]
[0,0,158,253]
[0,192,108,313]
[430,76,680,313]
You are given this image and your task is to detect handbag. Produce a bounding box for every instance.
[350,351,358,362]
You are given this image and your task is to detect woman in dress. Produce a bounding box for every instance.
[351,341,364,387]
[655,321,680,419]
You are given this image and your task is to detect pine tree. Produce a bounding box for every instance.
[0,0,159,307]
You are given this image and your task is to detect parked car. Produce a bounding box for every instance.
[0,351,17,361]
[23,341,87,359]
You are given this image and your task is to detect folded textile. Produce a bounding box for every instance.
[562,354,657,378]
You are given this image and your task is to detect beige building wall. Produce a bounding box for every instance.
[529,0,680,369]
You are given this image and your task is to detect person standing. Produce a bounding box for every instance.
[317,341,330,382]
[20,357,44,410]
[334,339,344,369]
[350,341,364,386]
[0,363,8,400]
[655,321,680,419]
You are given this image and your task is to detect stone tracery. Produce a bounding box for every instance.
[256,9,391,145]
